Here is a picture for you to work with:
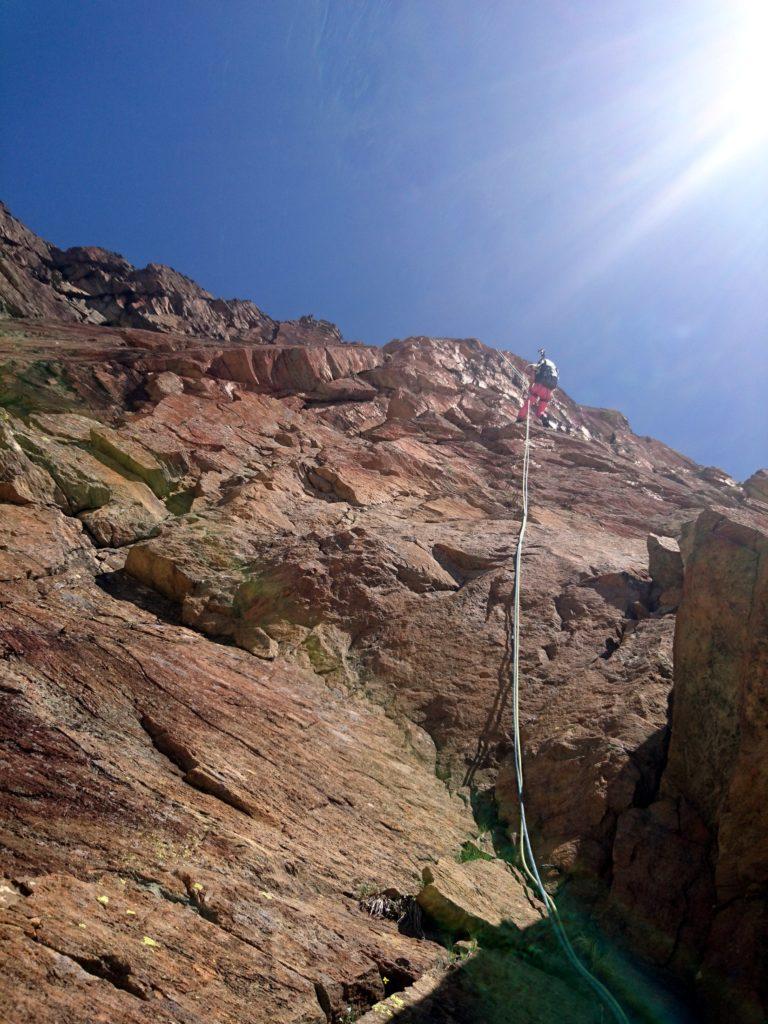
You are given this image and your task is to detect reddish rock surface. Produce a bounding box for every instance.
[1,207,767,1023]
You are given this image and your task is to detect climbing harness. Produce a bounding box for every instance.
[511,405,630,1024]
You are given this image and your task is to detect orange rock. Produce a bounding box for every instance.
[2,204,766,1023]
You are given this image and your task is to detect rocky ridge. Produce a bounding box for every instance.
[1,205,767,1023]
[0,202,341,345]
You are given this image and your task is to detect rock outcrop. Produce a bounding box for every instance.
[1,207,766,1024]
[743,468,768,505]
[610,508,768,1023]
[0,203,344,344]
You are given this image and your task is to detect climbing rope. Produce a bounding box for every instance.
[511,404,630,1024]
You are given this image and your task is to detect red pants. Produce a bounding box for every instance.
[517,382,552,421]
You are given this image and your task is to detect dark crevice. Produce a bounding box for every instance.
[313,969,384,1024]
[302,393,375,408]
[138,713,257,818]
[31,936,149,1000]
[358,890,425,939]
[631,724,672,810]
[165,488,195,516]
[379,962,415,998]
[628,686,674,813]
[95,570,183,625]
[72,953,151,1000]
[599,634,621,660]
[103,868,221,925]
[313,981,334,1020]
[138,713,197,773]
[598,620,631,661]
[468,786,518,867]
[94,570,245,655]
[313,956,420,1024]
[430,548,469,588]
[602,694,675,892]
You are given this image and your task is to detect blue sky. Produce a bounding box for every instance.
[1,0,766,478]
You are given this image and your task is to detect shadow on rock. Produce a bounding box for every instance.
[95,568,184,625]
[372,913,700,1024]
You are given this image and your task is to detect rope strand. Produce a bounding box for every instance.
[511,403,630,1024]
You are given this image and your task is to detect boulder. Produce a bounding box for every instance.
[89,425,177,498]
[146,370,184,401]
[79,501,164,547]
[417,858,542,936]
[0,504,97,581]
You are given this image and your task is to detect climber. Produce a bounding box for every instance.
[516,348,558,424]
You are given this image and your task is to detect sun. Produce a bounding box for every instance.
[545,0,768,306]
[715,0,768,153]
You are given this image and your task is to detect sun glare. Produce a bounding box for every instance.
[540,0,768,311]
[716,0,768,153]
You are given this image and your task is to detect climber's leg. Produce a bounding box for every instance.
[532,383,552,418]
[516,393,532,422]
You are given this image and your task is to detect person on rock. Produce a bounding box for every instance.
[516,348,558,424]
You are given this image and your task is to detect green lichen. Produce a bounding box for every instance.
[457,840,495,864]
[0,359,78,415]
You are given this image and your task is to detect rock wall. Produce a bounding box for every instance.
[1,207,767,1023]
[610,509,768,1022]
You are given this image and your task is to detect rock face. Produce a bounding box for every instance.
[743,468,768,504]
[610,509,768,1023]
[647,533,683,611]
[1,207,767,1024]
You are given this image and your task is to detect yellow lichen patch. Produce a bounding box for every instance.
[125,909,137,916]
[96,895,109,905]
[259,890,274,900]
[191,882,204,892]
[141,935,159,947]
[369,993,406,1019]
[371,1004,394,1019]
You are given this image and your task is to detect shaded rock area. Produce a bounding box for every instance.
[1,206,767,1023]
[609,509,768,1023]
[647,533,683,611]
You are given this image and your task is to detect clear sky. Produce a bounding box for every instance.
[1,0,766,478]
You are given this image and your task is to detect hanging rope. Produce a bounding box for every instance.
[511,403,630,1024]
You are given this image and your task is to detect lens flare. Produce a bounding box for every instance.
[541,0,768,312]
[714,0,768,155]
